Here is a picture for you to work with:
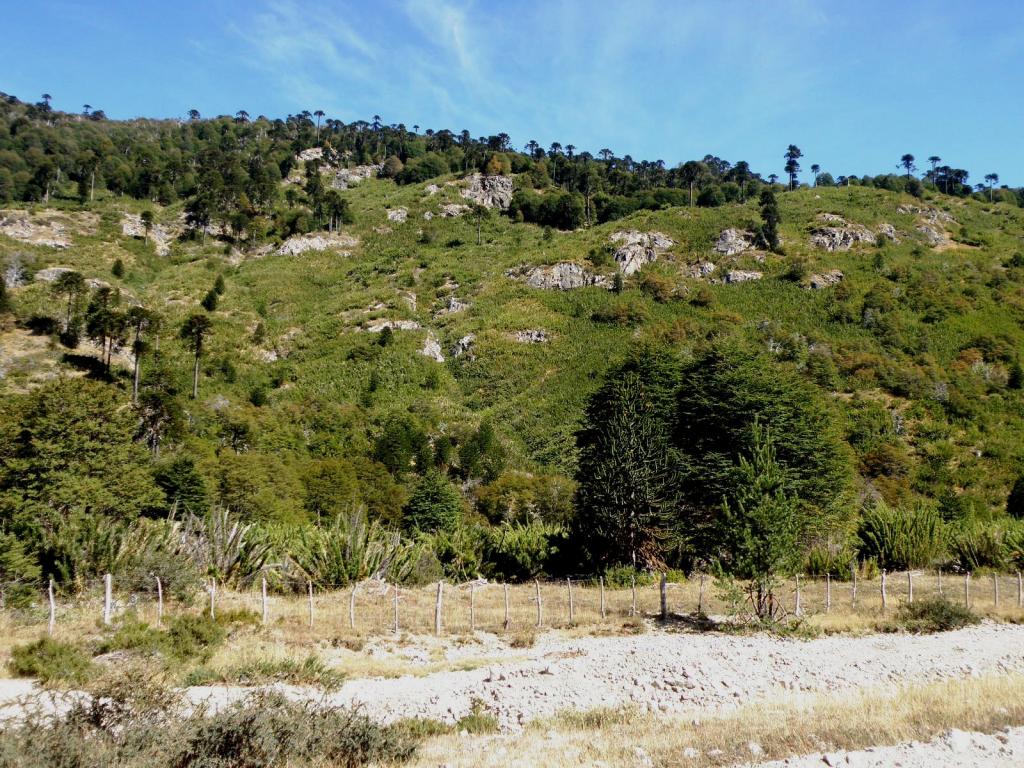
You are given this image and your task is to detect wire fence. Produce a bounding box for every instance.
[4,570,1023,639]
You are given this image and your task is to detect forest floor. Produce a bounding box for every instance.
[3,620,1024,765]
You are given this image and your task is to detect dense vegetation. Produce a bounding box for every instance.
[2,91,1024,615]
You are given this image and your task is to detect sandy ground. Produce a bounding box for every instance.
[749,726,1024,767]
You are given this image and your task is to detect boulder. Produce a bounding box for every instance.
[714,228,756,256]
[332,164,382,190]
[297,147,324,162]
[609,230,674,275]
[440,203,471,218]
[451,334,476,359]
[121,213,180,256]
[876,223,899,242]
[420,333,445,362]
[724,270,763,284]
[807,270,844,289]
[422,211,435,220]
[0,210,73,248]
[512,329,548,344]
[33,266,76,282]
[685,261,717,279]
[917,224,947,246]
[460,173,514,209]
[425,183,441,195]
[387,207,408,223]
[436,296,468,315]
[365,319,421,332]
[509,263,609,291]
[278,233,358,256]
[809,215,875,251]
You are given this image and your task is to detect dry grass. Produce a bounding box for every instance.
[408,674,1024,767]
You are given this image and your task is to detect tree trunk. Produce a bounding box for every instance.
[192,354,200,399]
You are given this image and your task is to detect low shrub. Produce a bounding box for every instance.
[892,598,979,633]
[455,699,499,734]
[185,655,344,690]
[8,638,95,685]
[858,501,948,569]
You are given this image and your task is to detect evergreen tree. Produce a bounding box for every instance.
[404,470,463,533]
[84,286,126,373]
[51,270,85,333]
[759,188,781,252]
[154,455,209,516]
[574,370,676,569]
[0,275,10,315]
[784,144,802,190]
[180,313,212,399]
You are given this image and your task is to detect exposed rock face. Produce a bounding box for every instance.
[809,214,875,251]
[876,223,899,242]
[807,270,844,289]
[451,334,476,359]
[277,233,357,256]
[724,270,763,283]
[512,329,548,344]
[399,291,417,311]
[898,204,955,224]
[34,266,75,282]
[387,208,408,223]
[917,224,948,246]
[121,214,180,256]
[0,210,92,248]
[440,203,471,218]
[420,333,445,362]
[3,256,26,288]
[685,261,717,279]
[332,164,382,190]
[425,184,441,196]
[460,173,514,209]
[436,296,468,315]
[714,228,756,256]
[509,263,609,291]
[422,211,434,220]
[609,231,674,275]
[297,147,324,162]
[365,319,422,332]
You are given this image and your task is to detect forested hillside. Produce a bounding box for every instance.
[2,91,1024,604]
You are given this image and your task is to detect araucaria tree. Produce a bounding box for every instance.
[574,369,675,570]
[759,188,781,252]
[783,145,802,190]
[900,154,916,178]
[716,420,803,620]
[180,313,212,399]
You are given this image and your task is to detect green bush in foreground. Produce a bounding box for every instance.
[893,598,979,633]
[7,638,95,685]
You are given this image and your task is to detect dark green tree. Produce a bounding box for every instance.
[0,275,10,315]
[900,154,916,178]
[1008,475,1024,519]
[403,470,463,533]
[51,270,85,334]
[154,455,209,516]
[180,313,212,399]
[125,306,158,403]
[759,188,781,252]
[84,286,126,373]
[784,145,802,190]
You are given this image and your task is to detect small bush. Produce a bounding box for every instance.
[456,699,499,734]
[858,501,947,569]
[8,638,94,684]
[165,614,227,662]
[186,655,344,690]
[893,598,979,633]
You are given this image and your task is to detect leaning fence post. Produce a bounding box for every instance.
[567,578,575,623]
[881,569,888,611]
[307,581,314,630]
[103,573,113,626]
[156,576,164,628]
[630,574,637,617]
[660,572,668,621]
[535,579,543,628]
[503,583,510,630]
[965,572,971,609]
[469,583,476,632]
[48,579,56,636]
[1018,572,1022,609]
[209,578,216,620]
[393,583,399,634]
[435,581,444,636]
[698,572,707,615]
[907,571,914,604]
[825,572,832,613]
[794,575,802,617]
[349,585,356,630]
[261,577,268,626]
[993,573,999,608]
[851,564,858,608]
[599,577,606,620]
[937,569,943,597]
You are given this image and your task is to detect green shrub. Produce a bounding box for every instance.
[8,638,94,684]
[164,614,227,662]
[858,501,947,569]
[949,519,1024,571]
[481,521,565,581]
[893,598,979,633]
[456,699,499,734]
[185,655,343,690]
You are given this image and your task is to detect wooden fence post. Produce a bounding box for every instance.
[47,579,56,637]
[825,573,832,613]
[993,573,999,608]
[937,569,943,597]
[599,577,606,620]
[209,578,216,620]
[261,577,268,626]
[698,573,706,615]
[503,583,510,630]
[535,579,542,628]
[156,577,164,628]
[794,575,802,617]
[307,581,314,630]
[103,573,112,626]
[1018,572,1022,609]
[393,583,399,634]
[435,581,443,636]
[630,574,637,617]
[469,583,476,632]
[660,573,668,621]
[965,572,971,609]
[851,563,858,608]
[907,571,914,604]
[349,585,357,630]
[881,569,888,611]
[567,578,575,623]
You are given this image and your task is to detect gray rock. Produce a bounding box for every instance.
[917,224,947,246]
[460,173,514,209]
[809,213,876,251]
[509,263,609,291]
[807,270,844,289]
[685,261,716,279]
[365,319,421,332]
[278,233,358,256]
[714,228,756,256]
[440,203,471,218]
[609,230,674,275]
[33,266,76,282]
[451,334,476,359]
[724,270,763,283]
[386,208,408,223]
[332,164,381,190]
[512,329,548,344]
[420,334,445,363]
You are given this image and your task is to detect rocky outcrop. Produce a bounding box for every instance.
[425,184,441,196]
[436,296,468,315]
[332,164,381,190]
[807,270,844,289]
[440,203,471,218]
[0,210,95,248]
[460,173,514,209]
[33,266,76,282]
[297,147,324,163]
[917,224,948,247]
[365,319,421,333]
[724,270,763,284]
[809,214,875,251]
[277,233,358,256]
[609,231,674,275]
[508,263,609,291]
[685,261,717,279]
[876,223,899,242]
[898,204,955,224]
[714,228,756,256]
[387,208,408,223]
[121,213,180,256]
[512,329,548,344]
[422,211,435,220]
[451,334,476,359]
[420,333,445,363]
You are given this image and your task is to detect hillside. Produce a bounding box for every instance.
[2,98,1024,590]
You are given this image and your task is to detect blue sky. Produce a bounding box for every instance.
[3,0,1022,185]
